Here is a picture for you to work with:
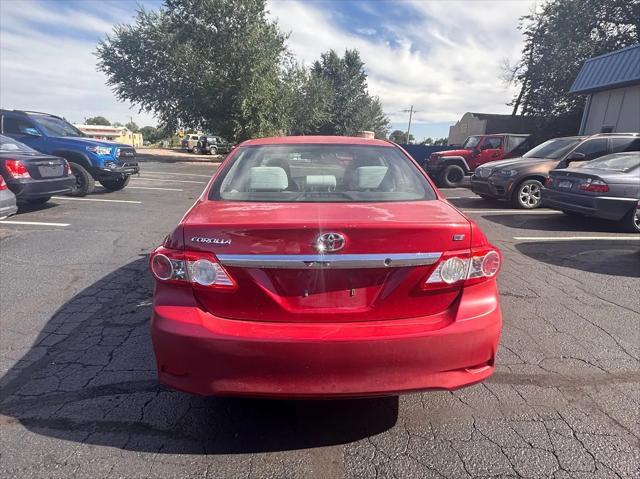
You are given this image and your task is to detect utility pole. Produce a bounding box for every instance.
[402,106,416,144]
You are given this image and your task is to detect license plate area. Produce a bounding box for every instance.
[557,180,573,189]
[269,269,389,310]
[38,165,63,178]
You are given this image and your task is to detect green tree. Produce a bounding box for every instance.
[419,137,433,145]
[283,63,334,136]
[96,0,290,141]
[85,116,111,126]
[508,0,639,118]
[389,129,414,144]
[125,121,139,133]
[433,137,448,146]
[139,125,161,142]
[304,50,389,138]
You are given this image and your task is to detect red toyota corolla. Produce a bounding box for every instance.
[150,136,502,398]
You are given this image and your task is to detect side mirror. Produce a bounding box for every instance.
[24,127,41,137]
[566,152,586,163]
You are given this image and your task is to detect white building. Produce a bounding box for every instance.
[571,44,640,135]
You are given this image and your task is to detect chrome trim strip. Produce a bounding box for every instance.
[217,253,442,269]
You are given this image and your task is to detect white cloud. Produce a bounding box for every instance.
[268,0,535,127]
[0,0,535,135]
[0,0,157,126]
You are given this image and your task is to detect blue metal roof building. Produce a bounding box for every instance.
[570,44,640,94]
[571,44,640,134]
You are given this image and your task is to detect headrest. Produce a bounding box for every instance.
[249,167,288,191]
[305,175,336,191]
[354,166,388,189]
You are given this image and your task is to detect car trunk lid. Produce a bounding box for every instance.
[18,154,67,180]
[182,200,471,322]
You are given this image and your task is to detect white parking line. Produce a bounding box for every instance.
[0,220,69,227]
[128,186,184,192]
[463,209,563,214]
[142,171,213,178]
[51,196,142,204]
[132,177,207,184]
[514,236,639,242]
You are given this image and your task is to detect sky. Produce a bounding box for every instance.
[0,0,536,140]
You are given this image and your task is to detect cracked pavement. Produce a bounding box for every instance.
[0,161,638,478]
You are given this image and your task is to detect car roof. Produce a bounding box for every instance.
[478,133,530,137]
[240,135,393,147]
[0,109,61,119]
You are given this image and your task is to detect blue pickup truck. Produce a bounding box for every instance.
[0,110,139,196]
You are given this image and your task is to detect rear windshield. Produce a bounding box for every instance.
[0,134,38,153]
[210,144,436,202]
[523,138,581,159]
[578,153,640,172]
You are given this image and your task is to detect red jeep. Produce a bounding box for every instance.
[426,134,533,187]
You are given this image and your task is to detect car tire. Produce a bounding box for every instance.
[620,204,640,233]
[209,146,218,155]
[25,197,51,205]
[439,165,466,188]
[191,146,198,153]
[68,163,95,197]
[100,176,130,192]
[512,179,543,209]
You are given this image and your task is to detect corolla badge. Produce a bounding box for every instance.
[314,232,345,253]
[191,237,232,245]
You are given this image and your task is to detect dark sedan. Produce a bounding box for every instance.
[542,152,640,233]
[0,135,75,205]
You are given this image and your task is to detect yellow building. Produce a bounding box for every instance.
[74,124,143,147]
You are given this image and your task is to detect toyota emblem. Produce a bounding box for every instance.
[314,232,345,253]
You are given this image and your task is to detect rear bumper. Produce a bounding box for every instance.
[0,191,18,217]
[8,176,75,200]
[470,176,513,199]
[542,189,638,221]
[151,281,502,398]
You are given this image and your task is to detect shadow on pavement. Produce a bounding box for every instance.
[0,258,398,454]
[16,201,61,214]
[515,239,640,277]
[483,212,626,232]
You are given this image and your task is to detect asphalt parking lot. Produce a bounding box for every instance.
[0,161,638,478]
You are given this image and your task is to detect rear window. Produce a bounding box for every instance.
[0,134,38,153]
[578,153,640,172]
[210,144,436,202]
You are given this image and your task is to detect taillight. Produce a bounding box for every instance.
[0,175,7,190]
[579,179,608,193]
[424,247,501,289]
[5,160,30,179]
[149,247,236,291]
[64,160,72,176]
[545,177,554,188]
